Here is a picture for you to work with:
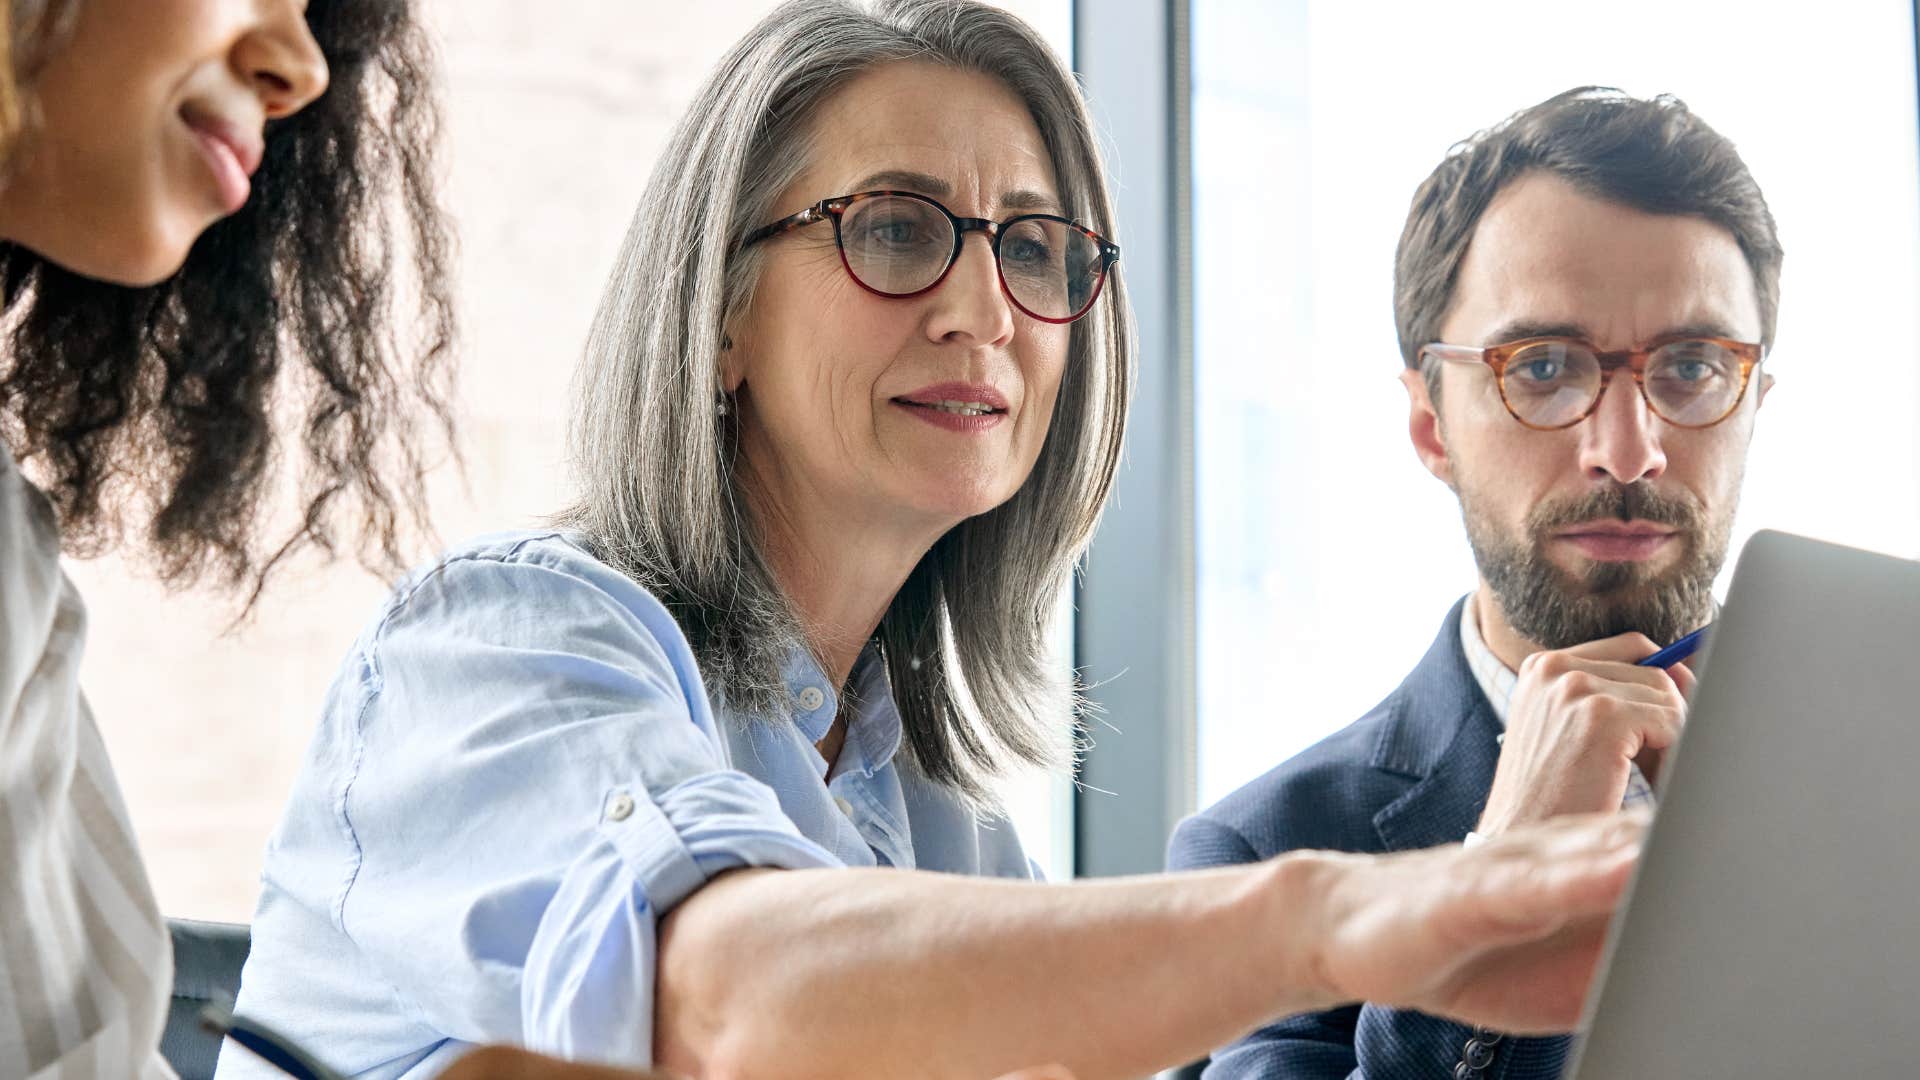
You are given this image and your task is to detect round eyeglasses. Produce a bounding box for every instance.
[1419,335,1765,430]
[741,190,1121,324]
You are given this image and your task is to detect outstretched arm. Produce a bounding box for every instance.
[656,813,1641,1080]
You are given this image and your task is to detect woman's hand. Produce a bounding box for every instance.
[438,1045,1073,1079]
[1298,811,1645,1033]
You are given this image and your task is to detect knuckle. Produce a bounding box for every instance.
[1559,670,1598,698]
[1583,694,1621,724]
[1531,651,1572,678]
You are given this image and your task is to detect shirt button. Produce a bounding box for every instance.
[606,793,635,822]
[797,686,826,711]
[833,796,854,817]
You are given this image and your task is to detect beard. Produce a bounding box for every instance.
[1459,478,1733,649]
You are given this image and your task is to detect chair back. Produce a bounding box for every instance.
[162,918,252,1080]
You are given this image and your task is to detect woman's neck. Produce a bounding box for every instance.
[742,464,946,692]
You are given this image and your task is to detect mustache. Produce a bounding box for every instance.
[1527,481,1705,536]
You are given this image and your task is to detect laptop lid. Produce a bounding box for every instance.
[1568,529,1920,1078]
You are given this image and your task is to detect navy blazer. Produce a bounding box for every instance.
[1167,599,1573,1080]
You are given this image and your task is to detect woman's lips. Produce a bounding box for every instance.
[890,382,1010,433]
[890,398,1008,433]
[182,109,262,214]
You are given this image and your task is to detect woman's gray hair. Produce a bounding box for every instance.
[559,0,1133,809]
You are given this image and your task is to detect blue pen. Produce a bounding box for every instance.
[1637,623,1712,668]
[199,1003,346,1080]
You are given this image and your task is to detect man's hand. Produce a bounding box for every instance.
[1303,812,1646,1033]
[1476,633,1694,837]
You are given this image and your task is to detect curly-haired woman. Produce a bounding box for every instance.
[0,2,453,1075]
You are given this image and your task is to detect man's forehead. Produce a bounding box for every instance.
[1445,172,1764,347]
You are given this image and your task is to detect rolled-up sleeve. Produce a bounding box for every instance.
[328,537,837,1066]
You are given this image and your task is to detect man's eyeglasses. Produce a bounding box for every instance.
[741,190,1121,325]
[1419,335,1765,430]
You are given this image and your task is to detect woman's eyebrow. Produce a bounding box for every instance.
[846,170,1064,216]
[999,188,1065,215]
[849,169,952,195]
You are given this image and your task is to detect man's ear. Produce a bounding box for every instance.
[1756,370,1776,408]
[1401,367,1455,489]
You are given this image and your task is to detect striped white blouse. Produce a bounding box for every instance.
[0,445,174,1079]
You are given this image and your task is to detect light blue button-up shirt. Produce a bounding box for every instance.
[217,530,1036,1079]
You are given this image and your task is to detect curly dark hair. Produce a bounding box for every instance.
[0,0,457,609]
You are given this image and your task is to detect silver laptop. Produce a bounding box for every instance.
[1568,529,1920,1078]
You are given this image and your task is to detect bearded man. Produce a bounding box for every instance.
[1168,86,1780,1080]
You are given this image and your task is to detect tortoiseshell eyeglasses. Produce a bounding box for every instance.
[741,190,1121,325]
[1419,335,1765,430]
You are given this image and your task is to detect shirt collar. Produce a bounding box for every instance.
[779,643,904,779]
[1460,592,1518,727]
[845,648,903,778]
[780,646,839,742]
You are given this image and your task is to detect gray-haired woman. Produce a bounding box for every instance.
[225,2,1642,1077]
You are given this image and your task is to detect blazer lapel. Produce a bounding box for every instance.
[1371,599,1507,853]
